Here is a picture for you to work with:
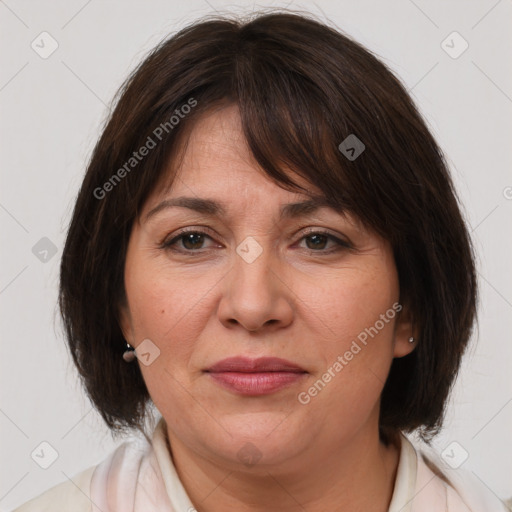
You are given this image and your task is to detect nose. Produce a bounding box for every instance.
[217,238,294,333]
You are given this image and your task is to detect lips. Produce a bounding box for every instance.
[204,357,307,396]
[205,356,306,373]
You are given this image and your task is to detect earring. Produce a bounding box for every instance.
[408,336,415,343]
[123,342,136,362]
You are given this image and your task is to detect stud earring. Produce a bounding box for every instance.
[123,342,136,362]
[408,336,415,343]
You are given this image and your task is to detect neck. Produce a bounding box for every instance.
[165,424,400,512]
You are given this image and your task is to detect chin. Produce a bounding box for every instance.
[204,413,310,466]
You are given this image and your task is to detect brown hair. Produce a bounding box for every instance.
[59,10,477,441]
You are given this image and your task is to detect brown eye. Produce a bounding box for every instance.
[298,230,351,253]
[304,233,329,250]
[161,230,218,252]
[180,232,207,250]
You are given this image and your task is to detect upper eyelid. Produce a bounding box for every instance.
[167,225,342,240]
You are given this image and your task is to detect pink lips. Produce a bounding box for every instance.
[204,357,307,396]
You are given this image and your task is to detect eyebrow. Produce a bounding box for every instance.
[143,195,337,223]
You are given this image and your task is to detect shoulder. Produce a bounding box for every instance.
[11,465,97,512]
[11,437,150,512]
[11,419,181,511]
[410,437,510,512]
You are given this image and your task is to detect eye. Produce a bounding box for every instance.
[160,229,219,252]
[160,228,352,255]
[296,229,352,253]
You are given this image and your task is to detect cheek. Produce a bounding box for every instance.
[295,265,399,410]
[124,266,207,417]
[303,264,398,346]
[125,253,210,342]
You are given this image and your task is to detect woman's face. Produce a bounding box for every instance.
[120,104,414,470]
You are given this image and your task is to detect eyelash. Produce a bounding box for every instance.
[159,227,352,255]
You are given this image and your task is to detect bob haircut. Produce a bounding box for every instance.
[59,11,477,441]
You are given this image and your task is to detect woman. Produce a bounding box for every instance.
[13,10,510,512]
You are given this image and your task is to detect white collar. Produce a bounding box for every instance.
[89,417,507,511]
[388,433,419,512]
[151,420,430,511]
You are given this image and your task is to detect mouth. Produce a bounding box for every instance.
[204,356,308,396]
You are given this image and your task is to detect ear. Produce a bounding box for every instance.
[393,302,418,358]
[117,296,134,345]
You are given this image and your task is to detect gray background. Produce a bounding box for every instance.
[1,0,511,509]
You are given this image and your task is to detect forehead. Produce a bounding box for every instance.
[146,103,326,211]
[137,106,371,238]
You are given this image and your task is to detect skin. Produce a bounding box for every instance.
[120,103,416,512]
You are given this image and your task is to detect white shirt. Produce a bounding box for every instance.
[13,416,510,511]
